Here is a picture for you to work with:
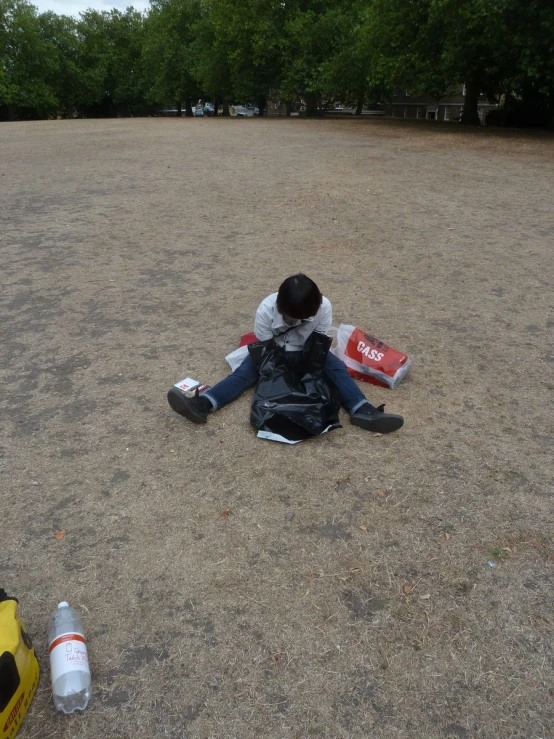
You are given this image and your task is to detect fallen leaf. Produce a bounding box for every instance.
[420,593,431,600]
[220,508,231,517]
[503,546,512,553]
[402,583,414,594]
[335,477,350,486]
[359,525,368,532]
[444,532,451,541]
[377,491,386,499]
[53,530,66,540]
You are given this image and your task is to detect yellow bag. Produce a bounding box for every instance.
[0,591,39,739]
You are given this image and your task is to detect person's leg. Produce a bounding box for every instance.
[167,355,259,424]
[202,355,259,410]
[323,352,404,433]
[323,352,367,412]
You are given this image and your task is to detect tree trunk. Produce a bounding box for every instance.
[355,97,364,115]
[305,92,319,117]
[256,94,266,117]
[185,98,193,116]
[0,105,13,121]
[213,98,220,116]
[285,101,293,116]
[176,101,182,117]
[222,98,230,117]
[461,75,481,125]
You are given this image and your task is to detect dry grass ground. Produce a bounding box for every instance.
[1,117,553,739]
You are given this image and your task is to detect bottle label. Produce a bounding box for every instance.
[49,632,90,681]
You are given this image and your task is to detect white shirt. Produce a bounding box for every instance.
[254,292,333,351]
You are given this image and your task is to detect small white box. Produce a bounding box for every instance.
[173,377,209,395]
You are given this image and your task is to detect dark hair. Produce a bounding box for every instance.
[276,274,322,320]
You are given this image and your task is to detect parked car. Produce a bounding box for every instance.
[231,105,254,117]
[204,103,215,116]
[193,107,204,117]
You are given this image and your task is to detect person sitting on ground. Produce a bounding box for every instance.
[167,274,404,433]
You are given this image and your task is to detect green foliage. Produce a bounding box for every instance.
[142,0,201,110]
[0,0,552,125]
[37,12,81,115]
[318,0,381,110]
[188,0,233,104]
[503,0,554,105]
[223,0,285,104]
[76,8,146,115]
[0,0,58,115]
[360,0,554,124]
[279,1,341,106]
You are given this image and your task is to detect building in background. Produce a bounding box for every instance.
[384,86,497,123]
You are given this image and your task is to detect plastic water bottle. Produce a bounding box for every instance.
[48,602,92,714]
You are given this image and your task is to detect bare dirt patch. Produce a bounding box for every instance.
[1,117,553,738]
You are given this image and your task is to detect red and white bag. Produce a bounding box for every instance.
[331,324,410,389]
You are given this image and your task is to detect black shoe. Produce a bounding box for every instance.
[167,388,212,424]
[350,403,404,433]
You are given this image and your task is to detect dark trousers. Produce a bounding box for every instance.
[203,352,368,413]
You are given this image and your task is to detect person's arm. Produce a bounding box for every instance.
[313,298,332,334]
[254,300,274,341]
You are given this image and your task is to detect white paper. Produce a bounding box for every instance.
[174,377,202,393]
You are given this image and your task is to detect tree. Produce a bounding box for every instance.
[189,0,236,114]
[222,0,285,114]
[427,0,514,124]
[319,0,377,114]
[360,0,553,125]
[0,0,57,118]
[501,0,554,126]
[76,8,146,117]
[104,9,146,114]
[1,0,550,125]
[360,0,452,105]
[37,12,81,117]
[279,0,343,116]
[142,0,202,115]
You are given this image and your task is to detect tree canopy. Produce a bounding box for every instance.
[1,0,552,125]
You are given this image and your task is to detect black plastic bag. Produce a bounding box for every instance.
[248,332,341,443]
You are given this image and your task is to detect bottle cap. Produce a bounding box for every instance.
[58,601,69,609]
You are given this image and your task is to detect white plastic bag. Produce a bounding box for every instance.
[225,344,250,371]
